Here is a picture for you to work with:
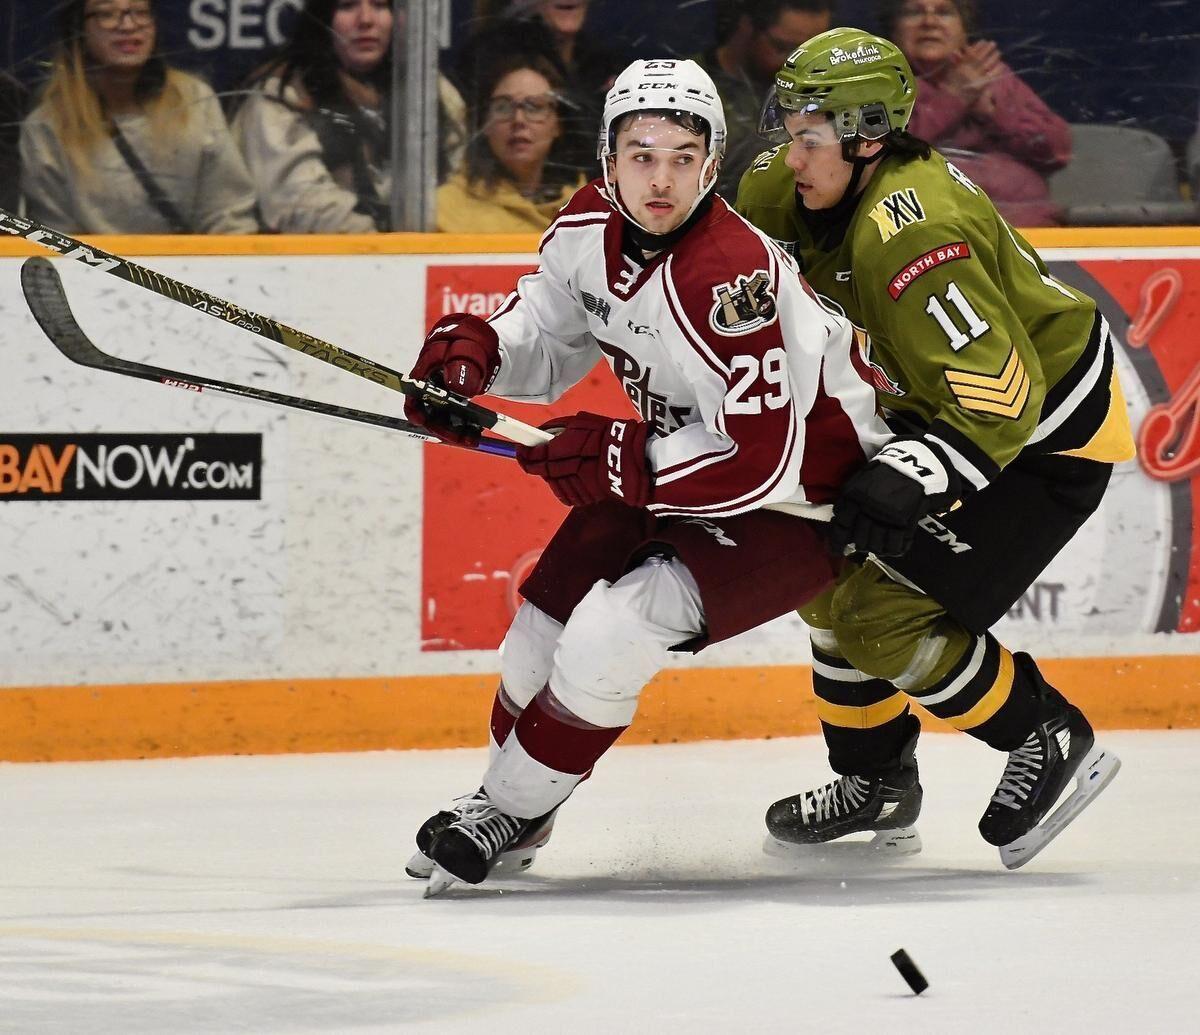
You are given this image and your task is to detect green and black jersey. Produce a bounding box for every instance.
[735,145,1133,491]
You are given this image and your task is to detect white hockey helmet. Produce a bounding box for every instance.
[598,59,727,233]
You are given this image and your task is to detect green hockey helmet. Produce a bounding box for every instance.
[759,27,916,144]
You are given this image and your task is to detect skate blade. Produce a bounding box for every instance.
[999,745,1121,870]
[408,842,541,881]
[405,850,434,879]
[493,846,540,873]
[763,826,922,861]
[423,865,457,898]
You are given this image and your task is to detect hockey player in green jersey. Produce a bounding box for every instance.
[735,27,1134,868]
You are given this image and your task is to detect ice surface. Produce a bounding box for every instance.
[1,731,1197,1032]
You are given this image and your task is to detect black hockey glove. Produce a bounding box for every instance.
[828,436,962,559]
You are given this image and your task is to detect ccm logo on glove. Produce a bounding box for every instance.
[607,420,629,498]
[828,435,962,559]
[517,412,653,509]
[874,440,951,495]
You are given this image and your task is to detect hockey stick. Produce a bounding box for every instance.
[19,256,522,458]
[0,206,547,447]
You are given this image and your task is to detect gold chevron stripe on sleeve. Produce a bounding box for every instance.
[945,347,1022,389]
[944,347,1030,418]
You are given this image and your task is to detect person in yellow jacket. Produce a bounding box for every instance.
[437,54,585,234]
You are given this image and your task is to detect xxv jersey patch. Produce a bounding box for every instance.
[944,346,1031,419]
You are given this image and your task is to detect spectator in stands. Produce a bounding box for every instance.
[455,2,622,178]
[884,0,1071,226]
[0,71,27,211]
[437,54,582,233]
[233,0,466,233]
[20,0,258,234]
[697,0,833,198]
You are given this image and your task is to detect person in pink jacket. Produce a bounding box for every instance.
[883,0,1071,226]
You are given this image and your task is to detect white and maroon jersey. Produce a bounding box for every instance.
[487,180,890,519]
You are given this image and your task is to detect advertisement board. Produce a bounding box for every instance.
[420,253,1200,653]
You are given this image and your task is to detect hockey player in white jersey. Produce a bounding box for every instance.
[402,58,891,895]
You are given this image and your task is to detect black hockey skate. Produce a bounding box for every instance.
[764,723,923,858]
[406,788,554,879]
[979,654,1120,869]
[424,792,553,897]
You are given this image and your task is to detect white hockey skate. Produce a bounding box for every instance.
[978,660,1122,869]
[407,788,553,881]
[995,744,1121,870]
[424,793,553,898]
[764,722,923,863]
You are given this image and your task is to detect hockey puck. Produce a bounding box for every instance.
[890,949,928,995]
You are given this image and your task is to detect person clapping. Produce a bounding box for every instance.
[884,0,1071,226]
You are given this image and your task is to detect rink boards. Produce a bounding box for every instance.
[0,229,1198,760]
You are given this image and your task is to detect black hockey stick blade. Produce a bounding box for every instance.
[19,256,519,458]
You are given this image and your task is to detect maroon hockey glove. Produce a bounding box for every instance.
[405,313,502,444]
[516,413,653,508]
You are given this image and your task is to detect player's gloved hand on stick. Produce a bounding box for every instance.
[828,436,962,558]
[517,412,653,508]
[404,313,502,444]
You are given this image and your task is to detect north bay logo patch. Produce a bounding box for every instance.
[888,241,971,299]
[709,270,777,336]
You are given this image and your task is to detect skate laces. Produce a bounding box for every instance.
[991,731,1044,810]
[450,798,523,859]
[802,775,871,823]
[446,788,489,816]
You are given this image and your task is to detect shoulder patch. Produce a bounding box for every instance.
[945,346,1030,419]
[888,242,971,299]
[867,188,926,242]
[750,146,784,173]
[709,270,778,336]
[581,290,611,325]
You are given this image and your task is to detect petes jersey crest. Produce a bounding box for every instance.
[485,180,889,518]
[735,147,1134,494]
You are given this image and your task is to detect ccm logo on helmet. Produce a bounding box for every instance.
[607,421,626,497]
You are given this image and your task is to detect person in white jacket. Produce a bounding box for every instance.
[232,0,465,233]
[19,0,258,234]
[400,58,893,895]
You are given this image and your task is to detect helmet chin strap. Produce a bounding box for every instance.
[604,151,720,252]
[799,142,887,214]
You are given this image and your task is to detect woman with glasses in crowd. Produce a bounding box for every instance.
[455,2,621,177]
[232,0,466,233]
[436,54,582,233]
[20,0,258,233]
[883,0,1070,226]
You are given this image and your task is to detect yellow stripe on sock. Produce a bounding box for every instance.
[816,693,909,730]
[945,648,1015,730]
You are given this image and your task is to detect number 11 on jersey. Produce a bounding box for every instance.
[925,281,990,351]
